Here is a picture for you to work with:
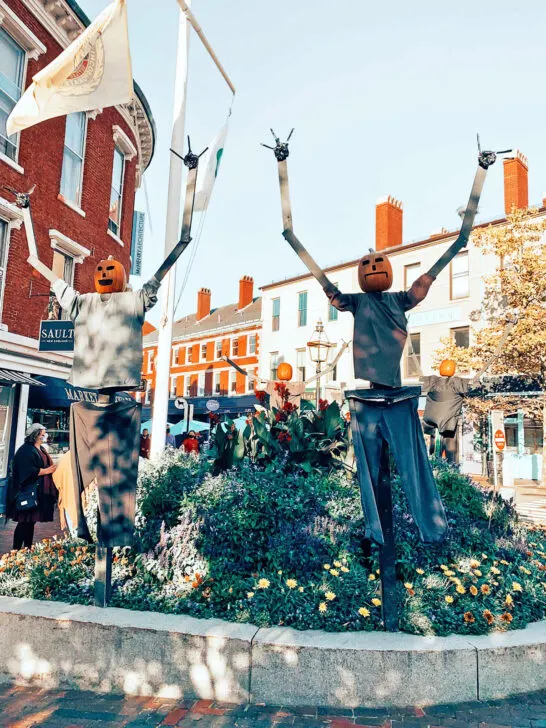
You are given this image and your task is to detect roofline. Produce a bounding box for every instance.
[260,207,546,292]
[63,0,156,169]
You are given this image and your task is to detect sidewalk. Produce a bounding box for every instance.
[0,512,63,554]
[0,685,545,728]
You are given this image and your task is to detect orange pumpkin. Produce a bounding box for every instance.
[277,362,293,381]
[439,359,457,377]
[358,250,393,293]
[94,256,127,294]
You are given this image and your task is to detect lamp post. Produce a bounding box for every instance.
[307,319,335,409]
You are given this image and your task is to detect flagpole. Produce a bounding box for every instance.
[151,3,191,457]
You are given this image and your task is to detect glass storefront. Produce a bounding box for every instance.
[27,406,70,457]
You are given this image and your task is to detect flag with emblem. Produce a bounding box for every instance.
[7,0,132,136]
[193,121,229,212]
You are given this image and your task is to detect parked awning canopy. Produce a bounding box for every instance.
[0,369,45,387]
[29,376,133,410]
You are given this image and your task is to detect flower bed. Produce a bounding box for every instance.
[0,451,545,636]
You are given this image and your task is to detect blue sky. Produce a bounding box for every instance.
[83,0,546,323]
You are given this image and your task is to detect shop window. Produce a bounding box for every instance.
[404,263,421,289]
[0,384,14,477]
[505,424,517,449]
[108,147,125,236]
[524,423,543,454]
[272,298,280,332]
[298,291,308,327]
[296,348,306,382]
[249,334,257,354]
[405,332,421,378]
[451,326,470,349]
[60,112,87,207]
[451,251,469,300]
[0,29,24,162]
[328,283,338,321]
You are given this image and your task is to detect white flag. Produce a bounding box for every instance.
[7,0,132,136]
[193,122,229,212]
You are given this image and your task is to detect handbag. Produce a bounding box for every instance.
[15,485,39,511]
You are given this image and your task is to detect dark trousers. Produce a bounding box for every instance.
[348,391,448,545]
[70,400,141,547]
[427,428,458,463]
[13,522,35,550]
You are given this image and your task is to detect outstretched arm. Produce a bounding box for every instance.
[304,340,350,384]
[471,315,518,385]
[22,207,59,285]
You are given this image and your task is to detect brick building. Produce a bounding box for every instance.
[0,0,155,501]
[141,276,261,421]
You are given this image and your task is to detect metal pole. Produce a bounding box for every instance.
[315,362,321,409]
[151,5,191,458]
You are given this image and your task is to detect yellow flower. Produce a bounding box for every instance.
[298,586,304,593]
[257,578,270,589]
[456,585,466,594]
[358,607,370,618]
[519,566,531,575]
[333,561,342,568]
[247,592,255,599]
[318,601,327,613]
[286,579,297,589]
[482,553,489,560]
[512,582,523,592]
[490,567,501,575]
[445,595,454,604]
[404,582,413,590]
[323,564,331,571]
[450,577,462,585]
[440,564,448,571]
[372,598,382,607]
[330,569,340,577]
[376,569,380,574]
[325,591,336,601]
[368,574,376,581]
[470,559,480,569]
[444,570,455,577]
[278,570,283,575]
[505,594,513,606]
[416,568,425,575]
[341,566,350,573]
[473,570,482,577]
[500,560,510,566]
[470,585,478,596]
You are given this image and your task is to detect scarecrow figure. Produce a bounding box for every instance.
[265,131,510,544]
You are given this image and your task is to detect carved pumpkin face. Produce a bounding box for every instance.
[94,256,127,294]
[277,362,293,381]
[358,251,393,293]
[439,359,457,377]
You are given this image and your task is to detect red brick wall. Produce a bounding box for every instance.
[0,0,140,339]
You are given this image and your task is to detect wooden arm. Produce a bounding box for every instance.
[22,205,59,285]
[304,340,350,384]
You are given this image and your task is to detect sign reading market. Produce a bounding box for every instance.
[39,320,75,352]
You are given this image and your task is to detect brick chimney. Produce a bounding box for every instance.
[376,196,403,251]
[197,287,211,321]
[238,275,254,310]
[504,151,528,215]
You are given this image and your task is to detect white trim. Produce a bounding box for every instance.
[49,229,90,263]
[57,194,86,218]
[0,152,24,175]
[112,125,137,161]
[86,108,103,121]
[0,196,23,225]
[0,1,47,59]
[107,228,124,247]
[24,0,83,47]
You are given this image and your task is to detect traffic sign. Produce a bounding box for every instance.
[494,429,506,452]
[206,399,220,412]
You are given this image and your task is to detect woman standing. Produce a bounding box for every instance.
[7,423,57,550]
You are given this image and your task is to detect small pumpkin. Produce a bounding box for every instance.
[94,255,127,294]
[439,359,457,377]
[277,362,293,381]
[358,249,393,293]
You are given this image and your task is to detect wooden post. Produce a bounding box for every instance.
[377,439,399,632]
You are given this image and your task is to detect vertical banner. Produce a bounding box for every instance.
[130,211,145,276]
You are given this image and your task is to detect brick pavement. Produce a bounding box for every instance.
[0,513,63,554]
[0,685,544,728]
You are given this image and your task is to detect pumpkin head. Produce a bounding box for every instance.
[358,249,393,293]
[277,362,293,381]
[94,256,127,294]
[439,359,457,377]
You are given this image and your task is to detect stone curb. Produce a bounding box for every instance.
[0,596,544,708]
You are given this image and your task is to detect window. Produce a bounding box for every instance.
[270,352,279,380]
[170,376,178,398]
[327,347,338,383]
[146,351,154,373]
[328,283,338,321]
[0,29,24,161]
[108,147,125,236]
[172,347,180,366]
[0,220,9,319]
[298,291,308,327]
[60,113,86,206]
[51,250,74,321]
[404,263,421,290]
[144,379,152,405]
[187,347,193,363]
[451,251,469,300]
[405,332,421,378]
[272,297,280,332]
[185,376,192,397]
[296,349,306,382]
[214,372,221,394]
[232,339,239,357]
[247,371,255,392]
[249,334,257,354]
[451,326,470,349]
[216,340,222,359]
[523,421,543,454]
[201,343,207,361]
[198,374,205,396]
[230,371,237,393]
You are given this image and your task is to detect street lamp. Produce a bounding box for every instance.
[307,319,335,408]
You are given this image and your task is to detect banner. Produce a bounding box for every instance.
[130,211,144,275]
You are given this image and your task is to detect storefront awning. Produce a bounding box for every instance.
[28,376,133,410]
[0,369,45,387]
[141,393,260,421]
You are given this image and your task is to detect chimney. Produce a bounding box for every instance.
[504,151,528,215]
[197,287,211,321]
[376,196,403,251]
[238,275,254,310]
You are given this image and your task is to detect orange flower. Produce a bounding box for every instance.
[483,610,495,625]
[481,584,491,595]
[470,585,478,596]
[464,611,475,623]
[500,612,513,623]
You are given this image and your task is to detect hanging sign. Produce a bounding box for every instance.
[38,320,74,351]
[206,399,220,412]
[130,211,145,276]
